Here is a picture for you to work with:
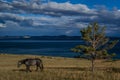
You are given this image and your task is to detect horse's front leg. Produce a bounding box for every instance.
[26,66,29,72]
[35,65,38,71]
[26,65,32,72]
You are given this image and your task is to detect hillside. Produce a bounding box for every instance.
[0,54,120,80]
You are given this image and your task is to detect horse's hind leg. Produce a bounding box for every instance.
[39,64,43,71]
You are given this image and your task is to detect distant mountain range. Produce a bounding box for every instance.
[0,35,81,40]
[0,36,119,40]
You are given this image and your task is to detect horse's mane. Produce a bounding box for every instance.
[19,59,28,64]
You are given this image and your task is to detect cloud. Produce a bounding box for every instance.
[0,0,120,36]
[0,23,6,28]
[45,2,91,12]
[0,1,96,16]
[0,12,24,23]
[65,30,73,34]
[0,0,13,10]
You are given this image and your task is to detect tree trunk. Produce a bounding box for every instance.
[91,58,95,73]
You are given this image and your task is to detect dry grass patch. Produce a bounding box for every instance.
[0,54,120,80]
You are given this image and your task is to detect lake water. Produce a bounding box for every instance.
[0,40,120,59]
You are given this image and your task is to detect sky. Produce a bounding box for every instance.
[0,0,120,37]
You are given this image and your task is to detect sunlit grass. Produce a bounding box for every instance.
[0,54,120,80]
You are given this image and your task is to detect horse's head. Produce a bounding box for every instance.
[17,60,22,68]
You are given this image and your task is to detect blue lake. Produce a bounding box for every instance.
[0,40,120,59]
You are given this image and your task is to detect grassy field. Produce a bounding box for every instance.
[0,54,120,80]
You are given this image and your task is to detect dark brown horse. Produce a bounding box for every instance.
[17,58,43,72]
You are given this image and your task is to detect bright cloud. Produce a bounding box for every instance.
[0,0,120,36]
[0,23,6,28]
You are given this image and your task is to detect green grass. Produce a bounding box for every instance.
[0,54,120,80]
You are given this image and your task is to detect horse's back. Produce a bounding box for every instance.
[25,58,42,66]
[35,58,42,62]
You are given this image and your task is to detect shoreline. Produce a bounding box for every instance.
[0,53,120,60]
